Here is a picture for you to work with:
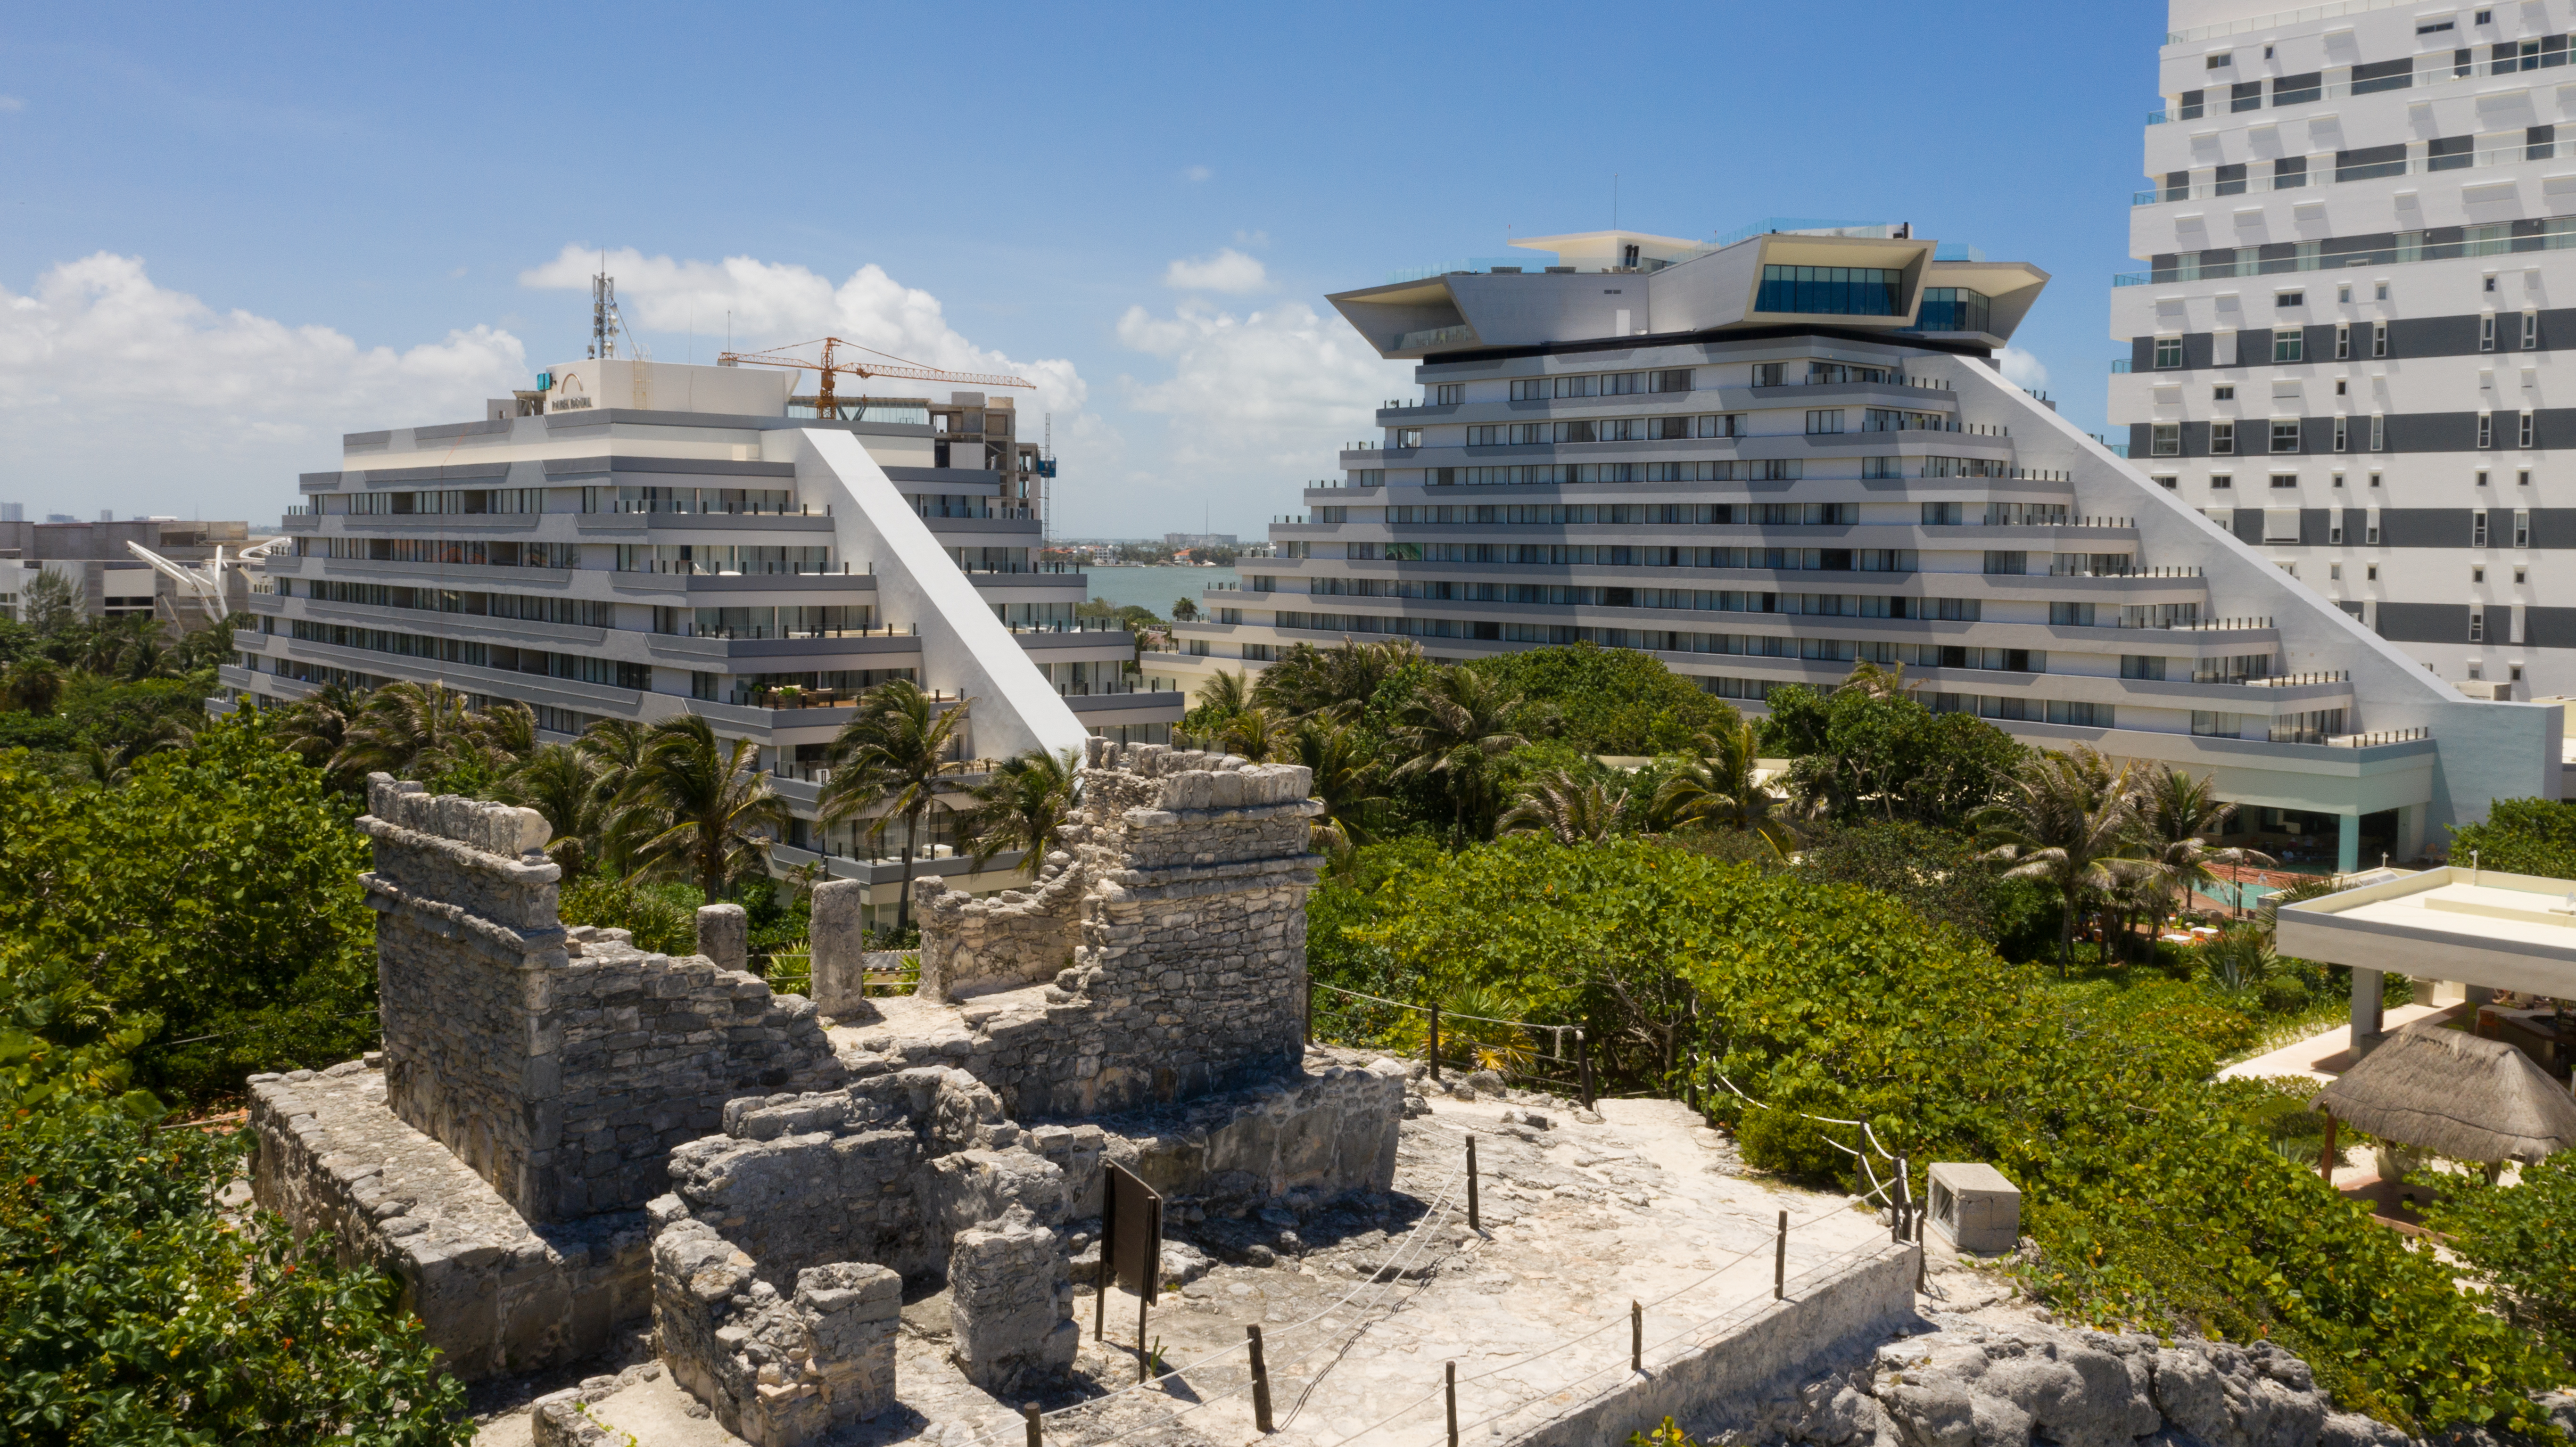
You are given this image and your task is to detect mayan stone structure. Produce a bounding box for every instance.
[878,739,1331,1120]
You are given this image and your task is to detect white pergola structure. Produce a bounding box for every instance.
[2278,866,2576,1054]
[124,537,287,623]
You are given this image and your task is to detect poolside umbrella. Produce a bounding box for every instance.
[2311,1024,2576,1168]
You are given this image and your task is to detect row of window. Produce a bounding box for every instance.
[647,604,876,639]
[298,578,616,627]
[338,488,546,516]
[2149,314,2538,368]
[2149,412,2547,455]
[1303,575,1983,618]
[287,619,652,690]
[2156,469,2533,490]
[293,537,580,568]
[1383,503,1858,525]
[1427,460,1804,485]
[1466,417,1741,445]
[322,485,804,517]
[1505,370,1696,400]
[1344,542,1922,571]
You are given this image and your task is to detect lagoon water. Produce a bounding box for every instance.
[1075,563,1239,617]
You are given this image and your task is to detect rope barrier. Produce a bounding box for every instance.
[943,1164,1471,1447]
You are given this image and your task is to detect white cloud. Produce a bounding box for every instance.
[1998,345,2049,392]
[0,253,524,520]
[1181,164,1212,183]
[1113,299,1408,491]
[0,96,25,113]
[518,244,1086,419]
[1160,248,1268,295]
[1232,229,1270,249]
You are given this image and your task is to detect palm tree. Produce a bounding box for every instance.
[617,715,792,901]
[1217,706,1287,763]
[1392,666,1530,841]
[1252,637,1424,720]
[273,682,364,784]
[334,680,478,781]
[4,656,64,715]
[1197,669,1251,717]
[965,746,1082,878]
[1292,715,1389,852]
[1974,746,2145,975]
[818,679,973,934]
[2127,764,2277,924]
[79,741,135,788]
[576,719,655,877]
[1500,769,1633,846]
[1647,718,1798,853]
[500,743,608,877]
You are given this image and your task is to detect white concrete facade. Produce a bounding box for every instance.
[1160,226,2562,863]
[2116,0,2576,702]
[223,359,1179,903]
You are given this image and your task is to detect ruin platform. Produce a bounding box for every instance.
[495,1088,1907,1447]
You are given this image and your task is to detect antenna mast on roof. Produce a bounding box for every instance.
[588,257,649,361]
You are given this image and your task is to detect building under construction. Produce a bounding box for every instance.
[218,353,1177,924]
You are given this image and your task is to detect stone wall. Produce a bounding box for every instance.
[1093,1059,1406,1215]
[880,740,1324,1121]
[652,1214,899,1447]
[248,1060,652,1379]
[912,854,1085,1003]
[362,775,845,1222]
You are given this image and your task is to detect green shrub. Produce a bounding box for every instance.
[558,877,701,957]
[0,1030,467,1443]
[2421,1149,2576,1359]
[0,715,378,1105]
[2447,797,2576,876]
[1462,642,1744,755]
[1325,835,2566,1435]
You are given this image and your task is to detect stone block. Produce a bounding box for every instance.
[948,1223,1076,1394]
[1927,1162,2022,1257]
[696,904,747,974]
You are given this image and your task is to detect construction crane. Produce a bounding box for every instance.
[715,337,1032,420]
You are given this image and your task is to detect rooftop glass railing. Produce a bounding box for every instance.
[1392,324,1477,351]
[2114,218,2576,284]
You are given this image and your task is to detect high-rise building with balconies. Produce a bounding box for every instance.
[1156,224,2560,864]
[222,358,1180,922]
[2114,0,2576,704]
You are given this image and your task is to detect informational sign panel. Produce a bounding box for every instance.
[1101,1160,1163,1304]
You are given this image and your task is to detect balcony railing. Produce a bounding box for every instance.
[916,504,1038,520]
[2046,564,2204,578]
[619,560,859,576]
[601,501,825,516]
[1001,619,1131,634]
[2327,726,2431,748]
[2115,221,2576,285]
[2148,49,2576,119]
[660,623,911,641]
[2119,616,2271,631]
[2237,670,2351,687]
[1783,372,1953,391]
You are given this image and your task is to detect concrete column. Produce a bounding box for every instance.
[2350,967,2385,1053]
[2337,813,2361,874]
[695,904,747,973]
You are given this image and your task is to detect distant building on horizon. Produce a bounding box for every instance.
[1163,532,1239,549]
[0,517,256,629]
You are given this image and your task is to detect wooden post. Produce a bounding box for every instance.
[1577,1029,1594,1109]
[1445,1360,1459,1447]
[1774,1209,1788,1300]
[1248,1325,1275,1433]
[2320,1113,2338,1183]
[1466,1135,1480,1232]
[1428,1001,1442,1081]
[1093,1173,1111,1341]
[1138,1289,1151,1383]
[1631,1299,1643,1374]
[1304,978,1313,1046]
[1023,1403,1042,1447]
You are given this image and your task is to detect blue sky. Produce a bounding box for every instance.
[0,1,2166,537]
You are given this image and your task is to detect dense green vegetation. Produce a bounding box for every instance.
[0,580,239,783]
[2448,797,2576,878]
[1308,836,2567,1434]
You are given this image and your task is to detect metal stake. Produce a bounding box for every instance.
[1248,1325,1275,1433]
[1466,1135,1480,1232]
[1577,1029,1594,1109]
[1631,1299,1643,1374]
[1445,1360,1459,1447]
[1774,1209,1787,1300]
[1023,1402,1042,1447]
[1138,1290,1151,1383]
[1304,978,1313,1046]
[1428,1000,1442,1081]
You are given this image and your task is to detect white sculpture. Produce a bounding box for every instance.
[123,537,287,623]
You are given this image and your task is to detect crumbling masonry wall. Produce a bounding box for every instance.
[895,740,1323,1120]
[362,775,845,1222]
[652,1218,900,1447]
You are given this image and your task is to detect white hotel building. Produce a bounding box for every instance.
[219,359,1180,919]
[2116,0,2576,703]
[1155,226,2560,866]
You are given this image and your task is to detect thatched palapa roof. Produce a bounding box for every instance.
[2312,1024,2576,1164]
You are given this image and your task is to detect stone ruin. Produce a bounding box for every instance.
[249,742,1404,1443]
